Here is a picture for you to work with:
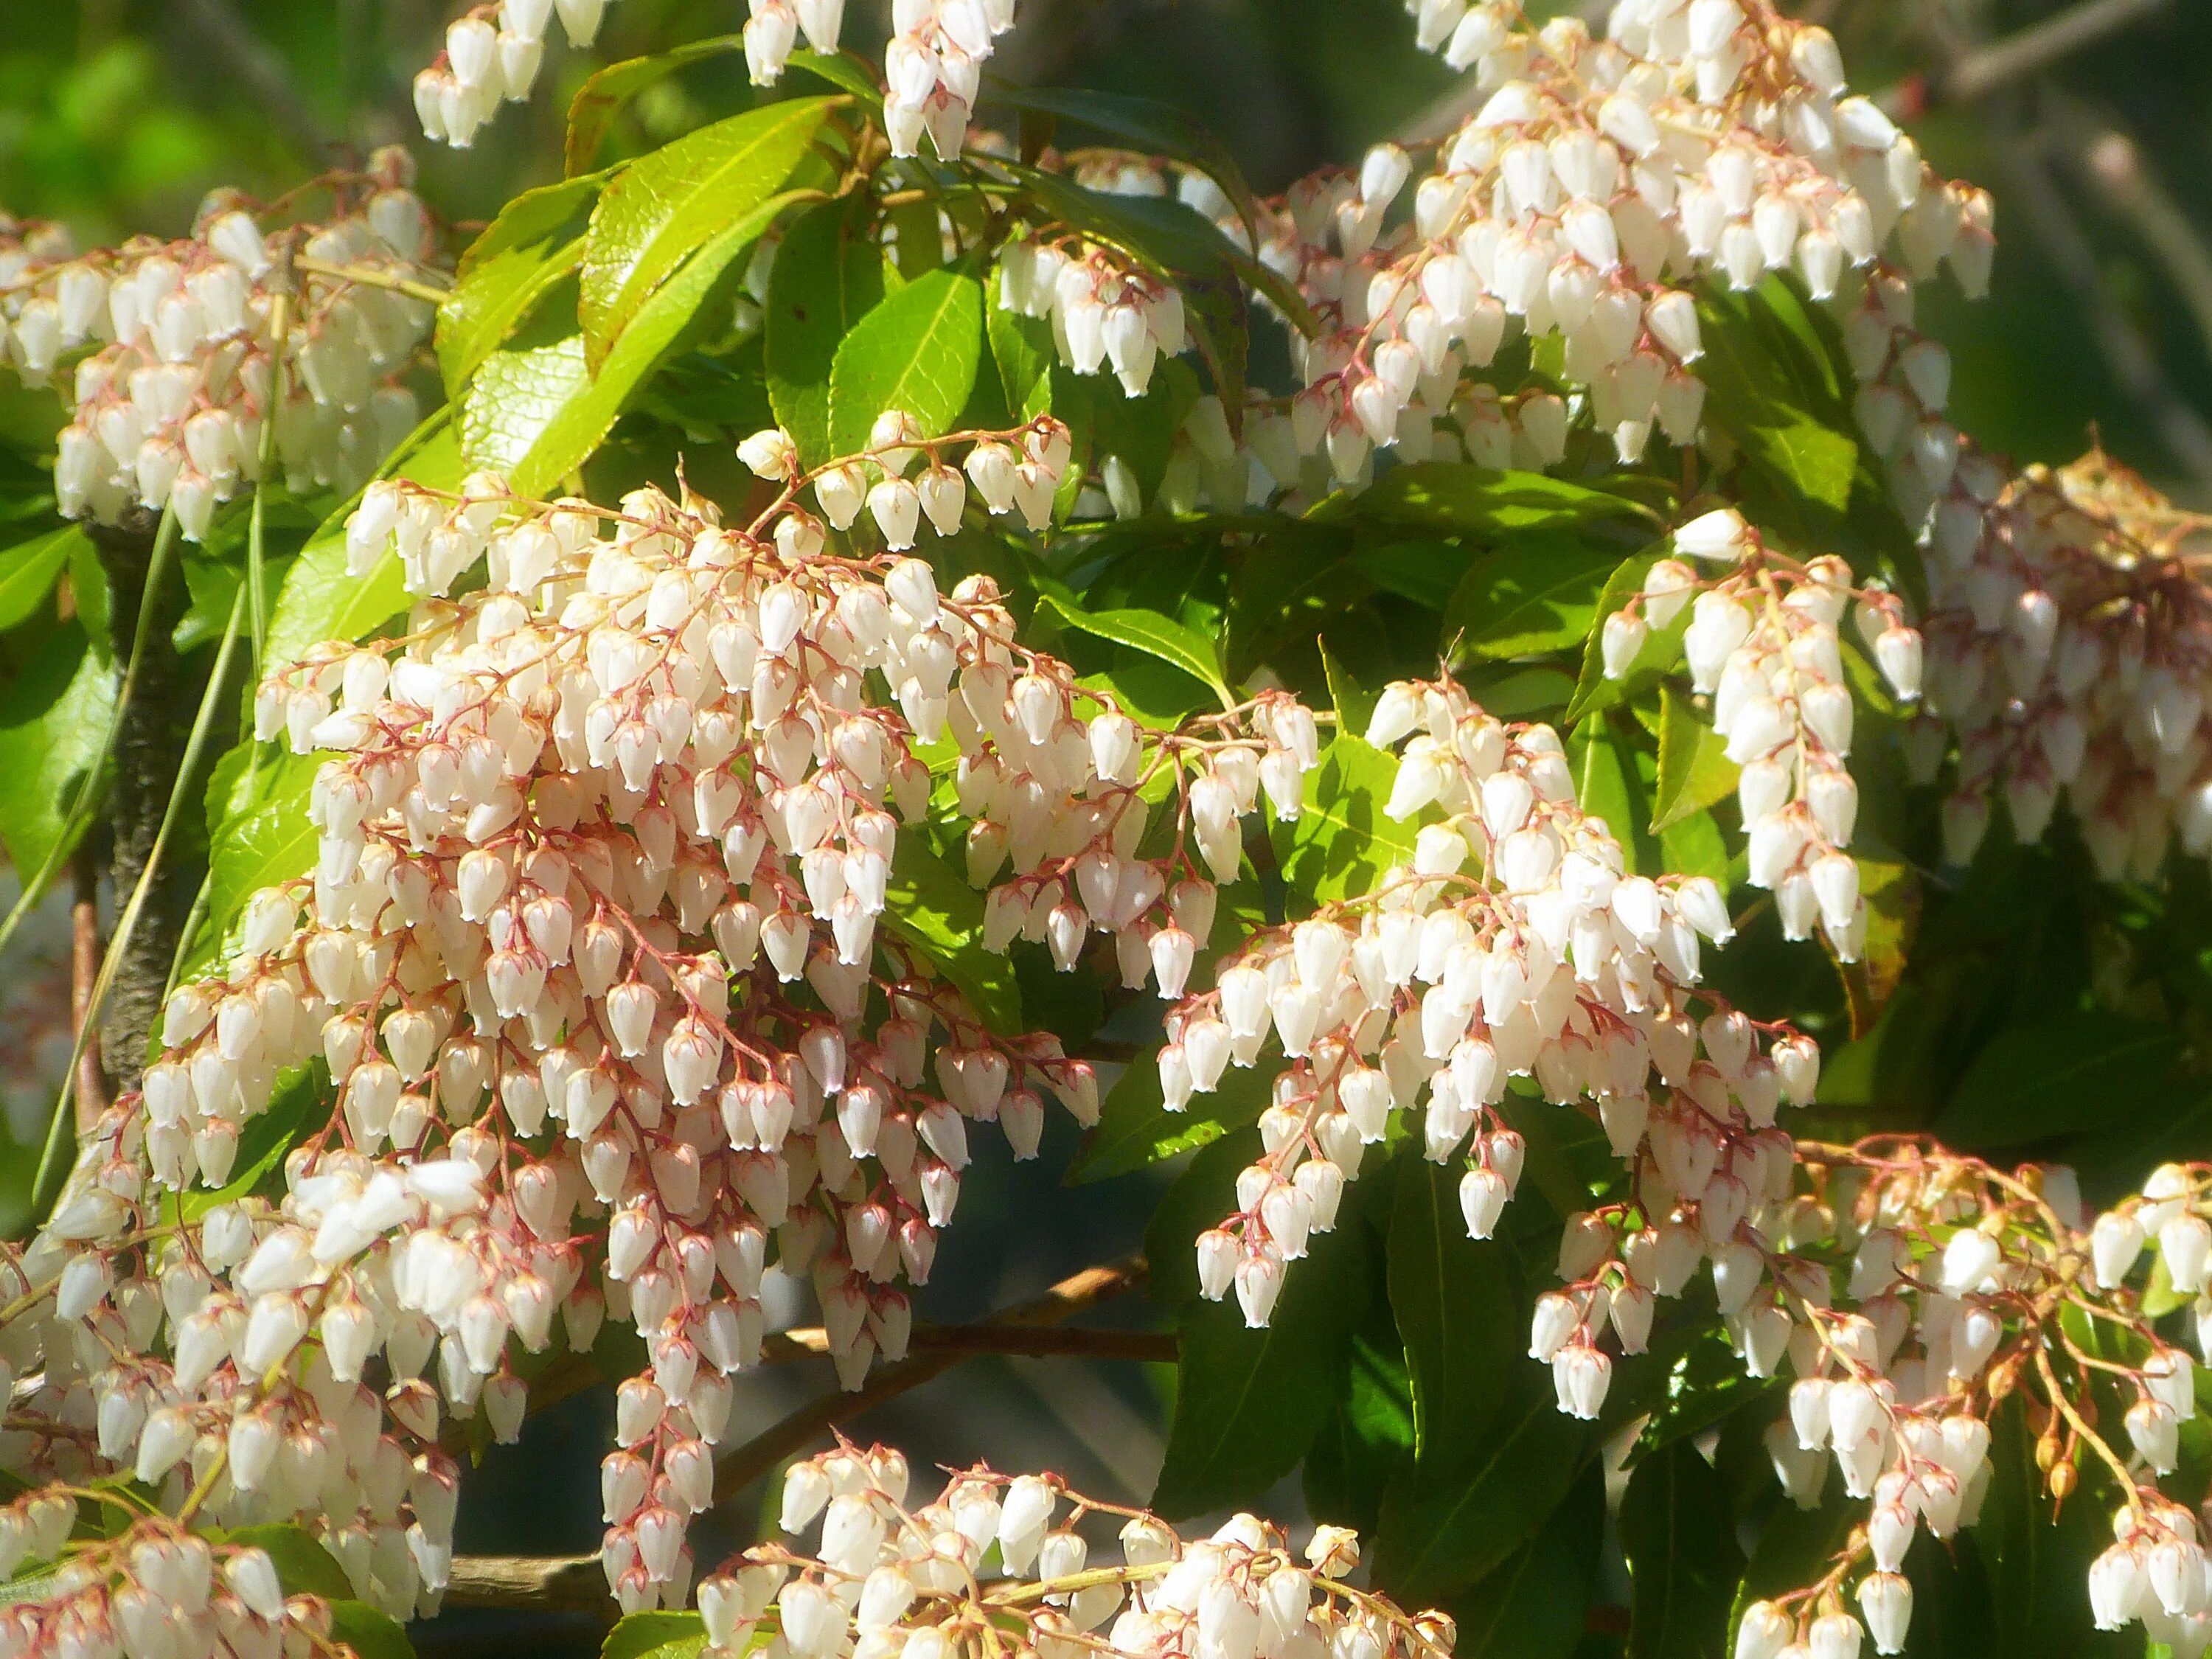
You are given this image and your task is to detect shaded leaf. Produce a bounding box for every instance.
[827,269,986,459]
[1153,1222,1367,1520]
[1621,1440,1747,1659]
[0,621,111,877]
[1068,1053,1270,1185]
[1565,544,1684,725]
[1388,1155,1514,1459]
[981,84,1261,237]
[0,526,78,631]
[1315,464,1659,535]
[883,839,1022,1035]
[220,1523,353,1599]
[1306,1307,1416,1537]
[1448,1467,1604,1659]
[1445,540,1622,663]
[1837,846,1919,1037]
[1933,1011,2182,1149]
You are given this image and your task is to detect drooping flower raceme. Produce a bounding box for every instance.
[746,0,1021,159]
[414,0,622,147]
[4,151,439,540]
[724,1445,1454,1659]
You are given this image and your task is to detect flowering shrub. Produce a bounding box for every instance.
[0,4,2210,1659]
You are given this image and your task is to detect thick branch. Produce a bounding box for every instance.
[1937,0,2168,105]
[440,1257,1158,1614]
[86,521,192,1096]
[69,844,104,1130]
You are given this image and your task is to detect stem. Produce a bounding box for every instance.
[68,844,105,1129]
[32,582,248,1214]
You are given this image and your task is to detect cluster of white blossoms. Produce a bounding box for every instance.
[1894,445,2212,880]
[0,1514,375,1659]
[1162,672,1819,1360]
[745,0,1019,159]
[726,1444,1451,1659]
[414,0,619,147]
[1189,0,1993,496]
[0,408,1348,1626]
[4,151,437,540]
[1601,506,1924,961]
[997,240,1192,400]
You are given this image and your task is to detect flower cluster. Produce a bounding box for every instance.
[7,152,438,540]
[1192,0,1992,496]
[0,408,1339,1624]
[1163,672,1817,1376]
[716,1444,1452,1659]
[0,1517,370,1659]
[745,0,1020,159]
[1907,445,2212,879]
[998,240,1192,400]
[414,0,616,147]
[1602,506,1924,961]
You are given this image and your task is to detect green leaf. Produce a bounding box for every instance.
[490,191,810,495]
[265,419,465,666]
[1145,1130,1260,1310]
[1372,1367,1589,1604]
[327,1602,414,1659]
[980,85,1262,237]
[826,269,986,460]
[764,194,886,468]
[604,1611,709,1659]
[1444,540,1623,663]
[0,621,112,877]
[1837,846,1919,1038]
[1933,1010,2184,1149]
[1976,1402,2136,1659]
[1315,464,1659,535]
[563,38,743,176]
[1388,1155,1514,1460]
[0,526,78,630]
[883,839,1022,1035]
[1358,540,1471,612]
[1152,1222,1367,1520]
[219,1523,353,1599]
[1037,591,1230,708]
[785,48,886,105]
[1697,283,1858,514]
[1650,685,1739,833]
[1306,1307,1416,1537]
[1448,1467,1604,1659]
[437,173,603,392]
[174,752,317,987]
[461,330,592,479]
[1620,1440,1747,1659]
[1068,1052,1271,1184]
[1320,639,1377,740]
[579,97,835,368]
[988,299,1057,425]
[1273,736,1420,905]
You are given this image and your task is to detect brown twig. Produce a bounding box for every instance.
[68,844,104,1128]
[1934,0,2168,105]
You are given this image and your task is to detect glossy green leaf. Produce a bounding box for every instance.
[766,193,886,467]
[174,752,317,986]
[490,191,808,495]
[981,84,1262,235]
[1306,1309,1416,1537]
[1037,591,1230,707]
[1372,1366,1589,1604]
[882,839,1021,1035]
[1273,736,1422,905]
[1621,1440,1747,1659]
[1359,540,1471,612]
[1651,685,1739,833]
[0,620,111,877]
[579,97,835,368]
[1933,1010,2183,1148]
[1321,639,1377,739]
[786,48,886,105]
[1697,284,1858,515]
[437,173,602,390]
[826,268,986,459]
[1153,1222,1367,1520]
[564,38,742,176]
[265,419,465,667]
[462,330,591,479]
[604,1611,709,1659]
[1388,1155,1514,1460]
[1837,846,1919,1037]
[988,305,1057,424]
[0,526,77,630]
[1445,541,1623,663]
[1068,1051,1271,1184]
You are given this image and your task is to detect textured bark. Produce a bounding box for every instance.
[87,518,191,1096]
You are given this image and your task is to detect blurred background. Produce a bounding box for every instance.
[4,0,2211,1651]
